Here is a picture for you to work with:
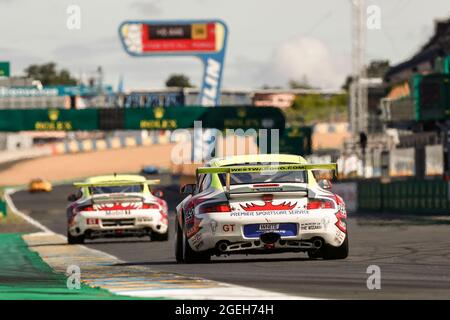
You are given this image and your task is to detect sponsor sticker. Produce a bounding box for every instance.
[300,222,323,231]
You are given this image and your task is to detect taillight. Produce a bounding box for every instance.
[142,203,159,209]
[307,199,335,210]
[198,202,231,214]
[335,219,347,232]
[335,201,347,232]
[78,205,94,212]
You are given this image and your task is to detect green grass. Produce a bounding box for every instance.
[0,233,140,300]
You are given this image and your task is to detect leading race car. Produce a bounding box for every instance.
[175,154,348,263]
[66,174,169,244]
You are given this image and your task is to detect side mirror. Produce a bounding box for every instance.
[180,184,196,195]
[153,190,164,198]
[318,179,332,190]
[67,194,78,202]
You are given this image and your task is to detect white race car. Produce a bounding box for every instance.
[66,174,169,244]
[175,154,348,263]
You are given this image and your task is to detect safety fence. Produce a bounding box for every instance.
[356,180,450,214]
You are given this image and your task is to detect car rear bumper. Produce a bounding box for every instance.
[187,211,346,253]
[68,210,168,238]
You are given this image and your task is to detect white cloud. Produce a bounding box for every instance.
[258,36,349,89]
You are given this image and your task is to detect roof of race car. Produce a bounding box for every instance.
[208,154,308,167]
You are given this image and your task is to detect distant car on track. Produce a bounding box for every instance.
[66,174,169,244]
[175,154,348,263]
[28,178,52,193]
[141,165,159,175]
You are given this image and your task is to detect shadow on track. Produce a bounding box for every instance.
[112,256,312,267]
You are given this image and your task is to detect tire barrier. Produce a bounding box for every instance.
[51,132,170,155]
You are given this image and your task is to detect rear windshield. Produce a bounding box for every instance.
[89,184,143,194]
[218,170,306,185]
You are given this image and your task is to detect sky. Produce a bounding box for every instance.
[0,0,449,90]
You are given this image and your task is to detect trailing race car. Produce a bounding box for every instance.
[175,154,348,263]
[66,174,169,244]
[28,178,53,193]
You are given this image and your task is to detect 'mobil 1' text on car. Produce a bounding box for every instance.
[175,154,348,263]
[67,175,169,244]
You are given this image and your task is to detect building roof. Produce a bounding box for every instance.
[385,17,450,81]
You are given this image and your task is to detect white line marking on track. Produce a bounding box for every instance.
[4,188,52,233]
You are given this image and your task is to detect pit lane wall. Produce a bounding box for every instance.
[334,180,450,214]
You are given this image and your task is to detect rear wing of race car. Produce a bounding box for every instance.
[73,179,161,188]
[196,164,338,194]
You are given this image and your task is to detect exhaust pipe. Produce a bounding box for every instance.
[313,239,323,249]
[216,241,229,253]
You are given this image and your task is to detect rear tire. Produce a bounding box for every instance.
[152,230,169,241]
[307,249,323,259]
[67,231,85,245]
[322,236,349,260]
[175,221,184,263]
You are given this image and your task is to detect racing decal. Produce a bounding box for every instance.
[186,216,203,239]
[190,232,204,250]
[94,202,142,210]
[300,222,323,231]
[240,201,297,212]
[334,229,346,243]
[222,224,236,232]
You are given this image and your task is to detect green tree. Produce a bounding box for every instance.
[24,62,77,86]
[287,93,349,125]
[288,75,313,89]
[165,74,193,87]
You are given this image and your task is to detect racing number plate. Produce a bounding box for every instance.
[243,223,298,238]
[259,223,280,231]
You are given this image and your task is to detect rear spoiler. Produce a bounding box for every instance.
[196,163,338,194]
[74,179,160,188]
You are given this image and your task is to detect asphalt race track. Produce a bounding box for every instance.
[11,178,450,299]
